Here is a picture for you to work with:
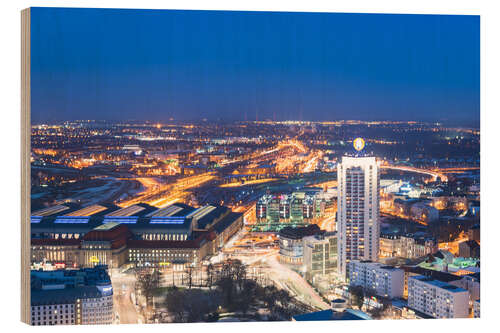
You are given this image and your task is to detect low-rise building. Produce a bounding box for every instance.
[402,266,463,299]
[392,198,440,223]
[347,260,405,299]
[403,266,479,311]
[401,235,438,258]
[459,240,480,259]
[417,251,479,274]
[468,200,480,217]
[408,275,469,319]
[379,234,400,258]
[292,308,371,321]
[278,224,321,265]
[30,265,113,325]
[450,272,480,304]
[80,222,131,268]
[379,233,437,259]
[302,231,337,279]
[467,224,480,242]
[128,231,216,268]
[473,299,480,318]
[31,204,243,269]
[31,239,81,268]
[410,203,439,223]
[209,211,244,249]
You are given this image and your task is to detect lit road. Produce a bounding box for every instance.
[219,178,279,188]
[135,177,161,192]
[436,167,480,174]
[438,231,469,255]
[150,173,217,208]
[380,164,448,182]
[119,173,216,208]
[263,255,331,310]
[221,229,330,311]
[318,211,336,232]
[118,139,309,209]
[302,155,318,173]
[111,270,141,324]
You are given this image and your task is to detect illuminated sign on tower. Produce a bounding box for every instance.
[353,137,365,151]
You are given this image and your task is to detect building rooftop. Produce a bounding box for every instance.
[32,204,72,217]
[403,266,463,283]
[293,309,371,321]
[93,221,121,231]
[64,204,109,217]
[461,240,480,250]
[210,212,243,234]
[31,203,244,257]
[147,204,185,217]
[418,251,479,272]
[31,238,81,246]
[410,275,467,292]
[31,203,196,235]
[81,224,131,249]
[196,206,230,229]
[31,265,112,305]
[279,224,321,240]
[350,260,401,271]
[31,285,104,306]
[127,233,210,250]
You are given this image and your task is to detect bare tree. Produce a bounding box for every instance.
[348,285,365,309]
[165,288,221,323]
[206,263,214,289]
[164,287,187,322]
[136,270,159,307]
[185,265,194,289]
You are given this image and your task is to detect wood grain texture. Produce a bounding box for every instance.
[21,7,31,325]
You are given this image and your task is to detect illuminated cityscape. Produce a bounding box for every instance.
[30,120,480,323]
[28,8,479,325]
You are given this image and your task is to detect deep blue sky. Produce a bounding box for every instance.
[30,8,480,125]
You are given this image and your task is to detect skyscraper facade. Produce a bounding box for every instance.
[337,139,380,278]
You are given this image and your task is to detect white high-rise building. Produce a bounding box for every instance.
[337,138,380,278]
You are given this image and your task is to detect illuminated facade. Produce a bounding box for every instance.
[347,260,404,299]
[408,275,469,319]
[337,153,380,278]
[303,232,338,279]
[256,191,327,224]
[30,204,243,268]
[31,239,80,268]
[278,224,322,265]
[379,233,438,259]
[30,266,113,325]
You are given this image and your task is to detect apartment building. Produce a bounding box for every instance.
[347,260,404,299]
[408,275,469,319]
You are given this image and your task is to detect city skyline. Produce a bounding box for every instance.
[25,7,480,325]
[31,8,479,126]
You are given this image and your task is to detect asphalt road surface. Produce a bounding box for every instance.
[111,270,141,324]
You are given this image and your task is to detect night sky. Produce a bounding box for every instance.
[30,8,480,125]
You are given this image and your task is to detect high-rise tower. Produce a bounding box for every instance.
[337,138,380,278]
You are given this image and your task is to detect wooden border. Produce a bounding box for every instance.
[21,7,31,325]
